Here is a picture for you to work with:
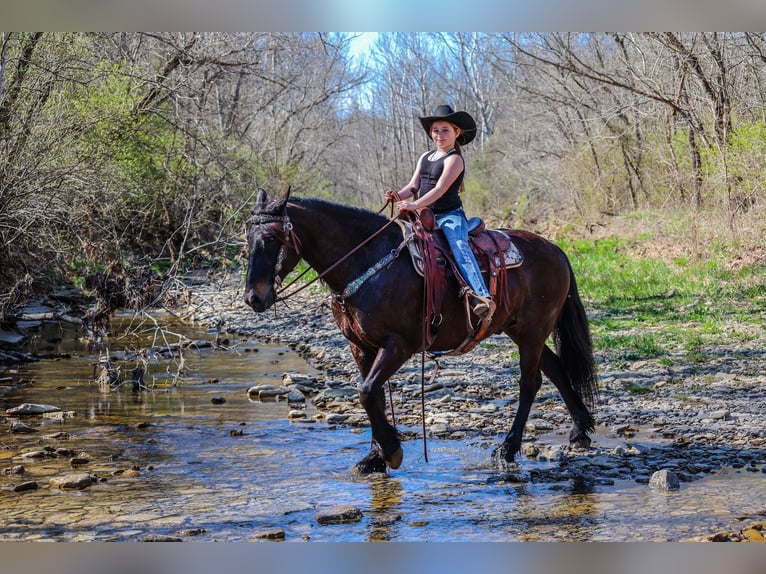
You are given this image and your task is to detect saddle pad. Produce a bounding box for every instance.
[471,229,524,271]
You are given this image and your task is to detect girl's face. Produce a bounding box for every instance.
[430,120,460,149]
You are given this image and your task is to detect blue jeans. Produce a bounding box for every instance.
[435,209,490,298]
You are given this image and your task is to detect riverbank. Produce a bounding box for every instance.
[182,270,766,541]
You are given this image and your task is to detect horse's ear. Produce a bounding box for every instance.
[273,186,291,212]
[255,188,269,208]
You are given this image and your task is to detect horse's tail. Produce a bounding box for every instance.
[553,258,599,410]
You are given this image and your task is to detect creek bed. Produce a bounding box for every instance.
[1,311,765,541]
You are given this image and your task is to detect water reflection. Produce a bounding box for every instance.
[365,475,404,541]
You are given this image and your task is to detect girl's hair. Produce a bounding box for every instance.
[453,126,465,192]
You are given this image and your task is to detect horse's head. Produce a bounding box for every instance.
[243,188,301,312]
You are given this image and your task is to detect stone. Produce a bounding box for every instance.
[140,534,183,542]
[286,389,306,404]
[742,528,765,542]
[11,481,39,493]
[49,473,93,489]
[649,469,680,490]
[18,304,56,320]
[315,505,363,525]
[9,421,38,433]
[6,403,61,415]
[251,528,286,541]
[0,330,27,349]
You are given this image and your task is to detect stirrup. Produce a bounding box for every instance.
[471,294,495,322]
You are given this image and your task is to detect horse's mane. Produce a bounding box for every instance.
[289,196,392,236]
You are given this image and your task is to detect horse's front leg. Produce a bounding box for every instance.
[351,338,409,473]
[497,341,544,463]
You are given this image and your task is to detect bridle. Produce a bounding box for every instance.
[246,212,304,296]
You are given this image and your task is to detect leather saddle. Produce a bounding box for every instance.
[396,210,523,354]
[398,215,523,279]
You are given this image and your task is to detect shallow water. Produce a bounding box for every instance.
[1,314,764,541]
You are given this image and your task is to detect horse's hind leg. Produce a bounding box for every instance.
[497,341,544,463]
[350,340,409,473]
[540,345,595,449]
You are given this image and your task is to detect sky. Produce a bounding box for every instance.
[347,32,379,63]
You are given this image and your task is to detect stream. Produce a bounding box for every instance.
[1,311,765,542]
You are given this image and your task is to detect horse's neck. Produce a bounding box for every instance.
[288,200,389,292]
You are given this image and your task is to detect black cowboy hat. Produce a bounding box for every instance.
[419,104,477,145]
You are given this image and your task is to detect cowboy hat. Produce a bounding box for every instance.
[419,104,477,145]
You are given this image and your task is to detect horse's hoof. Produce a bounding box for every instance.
[386,447,403,469]
[569,432,592,450]
[492,444,516,465]
[354,450,388,474]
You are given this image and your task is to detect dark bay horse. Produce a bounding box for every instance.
[244,189,598,473]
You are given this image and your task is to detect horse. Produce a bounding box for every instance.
[244,188,598,473]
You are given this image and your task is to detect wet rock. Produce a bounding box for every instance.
[11,481,38,493]
[49,473,93,489]
[287,410,306,420]
[178,528,208,537]
[116,466,141,478]
[282,372,321,389]
[286,389,306,404]
[22,450,57,459]
[315,505,363,525]
[2,465,25,475]
[0,329,27,349]
[210,396,226,405]
[140,534,183,542]
[247,385,289,401]
[70,455,91,466]
[9,421,38,433]
[18,304,56,321]
[649,469,680,491]
[325,413,350,424]
[251,528,286,541]
[6,403,61,415]
[742,526,765,542]
[42,431,72,440]
[311,388,357,406]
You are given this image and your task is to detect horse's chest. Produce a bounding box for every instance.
[331,298,368,344]
[331,297,391,350]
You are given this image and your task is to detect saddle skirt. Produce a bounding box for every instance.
[399,219,523,278]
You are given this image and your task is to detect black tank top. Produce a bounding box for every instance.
[419,149,464,213]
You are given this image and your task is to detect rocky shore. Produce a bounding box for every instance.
[186,276,766,496]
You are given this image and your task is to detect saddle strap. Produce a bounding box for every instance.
[410,213,447,348]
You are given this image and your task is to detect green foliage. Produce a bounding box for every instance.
[559,234,766,367]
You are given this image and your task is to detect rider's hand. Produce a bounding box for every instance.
[385,190,400,203]
[397,201,415,216]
